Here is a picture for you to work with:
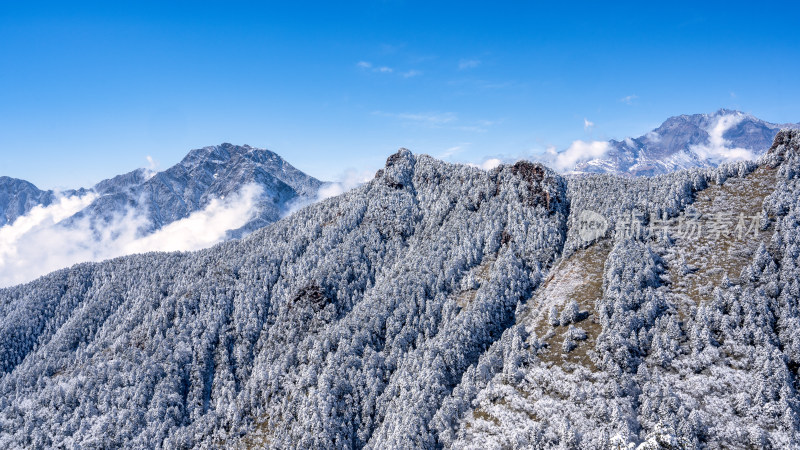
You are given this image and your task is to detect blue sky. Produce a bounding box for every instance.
[1,1,799,189]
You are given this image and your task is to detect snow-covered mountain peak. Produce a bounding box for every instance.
[562,110,799,176]
[0,143,323,287]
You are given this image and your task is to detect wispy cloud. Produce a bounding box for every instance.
[284,168,376,216]
[619,94,638,105]
[0,185,263,288]
[0,193,98,261]
[124,184,262,253]
[358,60,421,77]
[357,61,393,73]
[458,59,481,70]
[645,131,661,143]
[373,111,458,126]
[398,112,456,124]
[373,111,497,133]
[146,155,158,170]
[438,145,468,159]
[144,156,159,179]
[690,113,755,163]
[584,118,595,131]
[317,169,374,200]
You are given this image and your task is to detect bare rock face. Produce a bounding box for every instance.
[509,161,563,212]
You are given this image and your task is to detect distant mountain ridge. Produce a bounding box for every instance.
[565,109,799,176]
[71,143,324,236]
[0,143,322,235]
[0,177,87,227]
[0,144,324,288]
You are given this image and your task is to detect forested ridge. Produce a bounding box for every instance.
[2,131,800,449]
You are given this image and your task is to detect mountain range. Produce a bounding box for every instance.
[3,143,322,235]
[553,109,800,176]
[1,129,799,448]
[1,109,795,287]
[3,110,796,235]
[0,177,87,227]
[0,144,324,287]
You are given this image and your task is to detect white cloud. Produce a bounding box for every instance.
[645,131,661,143]
[690,113,756,163]
[465,157,506,171]
[620,94,638,105]
[146,155,158,170]
[316,170,372,201]
[546,140,611,172]
[144,156,159,180]
[458,59,481,70]
[283,168,375,217]
[357,61,395,74]
[584,118,595,131]
[358,61,420,77]
[124,184,263,253]
[438,145,465,159]
[0,193,98,262]
[0,184,263,288]
[477,158,502,170]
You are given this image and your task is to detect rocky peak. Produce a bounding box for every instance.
[768,129,800,158]
[380,148,416,189]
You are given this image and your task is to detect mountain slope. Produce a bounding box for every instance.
[0,150,569,448]
[70,143,323,235]
[453,130,800,448]
[0,144,323,288]
[1,132,800,448]
[0,177,86,227]
[0,143,322,234]
[567,109,799,176]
